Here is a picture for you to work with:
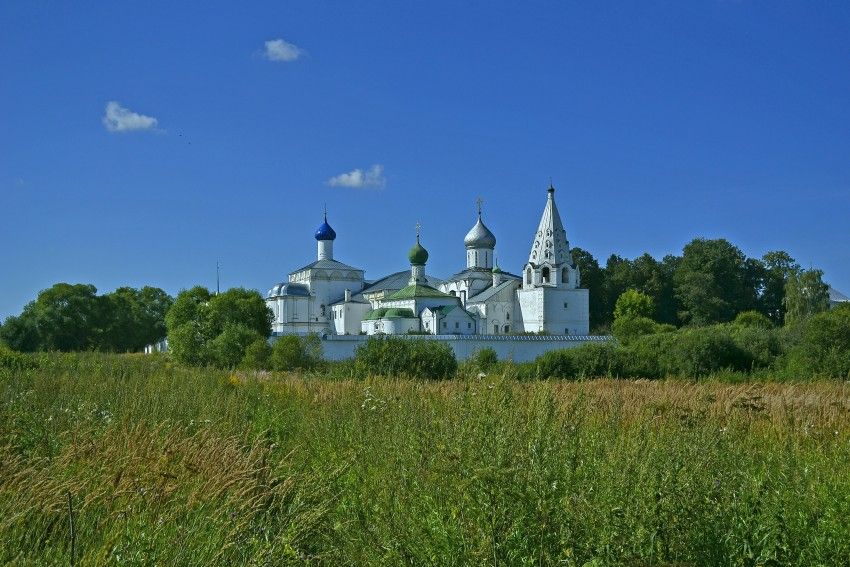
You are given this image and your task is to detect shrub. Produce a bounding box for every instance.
[620,332,679,378]
[668,326,752,377]
[729,326,783,370]
[614,289,655,320]
[473,347,498,371]
[208,324,265,369]
[612,316,660,345]
[535,349,575,379]
[353,336,457,380]
[0,344,39,371]
[789,305,850,378]
[733,310,774,329]
[240,338,272,370]
[569,342,623,378]
[270,335,312,371]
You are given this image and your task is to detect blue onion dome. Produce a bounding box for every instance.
[408,236,429,266]
[314,214,336,241]
[464,215,496,249]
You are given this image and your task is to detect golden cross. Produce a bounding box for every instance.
[476,196,484,216]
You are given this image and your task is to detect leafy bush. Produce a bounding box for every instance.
[209,324,265,369]
[353,336,457,380]
[267,333,323,372]
[240,338,272,370]
[789,305,850,379]
[473,347,498,371]
[729,326,782,370]
[569,342,623,378]
[668,327,752,377]
[535,349,575,379]
[612,316,662,344]
[733,310,774,329]
[0,344,39,371]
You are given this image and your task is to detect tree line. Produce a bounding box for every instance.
[0,284,173,353]
[572,237,830,331]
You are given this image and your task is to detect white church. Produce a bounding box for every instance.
[266,184,590,338]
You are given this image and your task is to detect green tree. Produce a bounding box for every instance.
[784,268,830,326]
[614,289,655,321]
[791,304,850,378]
[102,286,174,352]
[270,335,308,371]
[673,239,755,325]
[28,283,106,351]
[759,251,800,325]
[241,338,272,370]
[209,324,264,369]
[571,247,606,330]
[166,286,272,367]
[0,314,41,352]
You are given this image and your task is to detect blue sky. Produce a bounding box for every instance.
[1,1,849,320]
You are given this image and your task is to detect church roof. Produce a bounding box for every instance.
[527,184,573,267]
[446,267,522,283]
[464,215,496,249]
[387,283,453,300]
[267,282,311,298]
[290,258,363,275]
[467,279,518,304]
[361,270,445,295]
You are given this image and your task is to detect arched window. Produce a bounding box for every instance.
[541,267,550,284]
[526,268,532,284]
[450,290,457,296]
[506,313,510,321]
[561,267,569,283]
[504,325,510,334]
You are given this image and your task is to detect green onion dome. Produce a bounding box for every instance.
[408,236,429,266]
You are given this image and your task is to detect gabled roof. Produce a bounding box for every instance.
[423,304,476,318]
[361,270,445,295]
[446,267,522,283]
[387,283,452,300]
[467,279,518,304]
[291,258,363,275]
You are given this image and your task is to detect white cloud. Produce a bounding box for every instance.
[327,164,386,189]
[264,38,303,62]
[102,101,158,132]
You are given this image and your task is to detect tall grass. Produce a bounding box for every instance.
[1,353,849,565]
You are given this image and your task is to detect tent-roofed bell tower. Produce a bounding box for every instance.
[516,182,589,335]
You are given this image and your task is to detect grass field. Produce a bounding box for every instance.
[1,354,849,565]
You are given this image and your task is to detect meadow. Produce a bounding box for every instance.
[1,353,849,565]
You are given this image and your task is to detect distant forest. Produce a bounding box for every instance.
[571,237,829,332]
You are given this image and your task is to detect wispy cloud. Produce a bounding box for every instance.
[263,38,303,62]
[327,164,386,189]
[102,101,158,132]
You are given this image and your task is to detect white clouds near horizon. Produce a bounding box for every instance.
[102,101,158,132]
[327,164,386,189]
[264,38,303,62]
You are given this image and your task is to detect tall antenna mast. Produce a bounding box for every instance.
[216,261,220,295]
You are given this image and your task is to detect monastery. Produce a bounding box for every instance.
[266,184,590,337]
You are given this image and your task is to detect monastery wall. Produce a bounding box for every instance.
[315,334,612,363]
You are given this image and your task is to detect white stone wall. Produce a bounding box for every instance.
[315,335,612,362]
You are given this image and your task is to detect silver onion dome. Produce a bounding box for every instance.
[464,215,496,249]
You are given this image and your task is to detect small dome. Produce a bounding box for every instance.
[314,215,336,241]
[267,282,311,298]
[408,237,429,266]
[464,216,496,249]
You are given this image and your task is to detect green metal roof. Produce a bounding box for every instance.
[384,308,416,319]
[363,308,389,320]
[387,284,452,300]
